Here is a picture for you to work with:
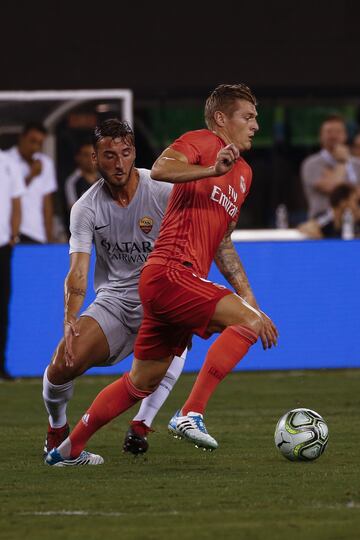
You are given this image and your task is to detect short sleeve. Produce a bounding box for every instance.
[64,172,78,208]
[69,199,95,254]
[156,181,173,215]
[8,159,25,198]
[170,131,209,164]
[301,157,324,189]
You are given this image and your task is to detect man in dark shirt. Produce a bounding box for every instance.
[64,142,99,208]
[298,183,360,238]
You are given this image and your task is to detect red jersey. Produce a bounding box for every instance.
[147,129,253,278]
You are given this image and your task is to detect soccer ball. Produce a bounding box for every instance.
[274,408,329,462]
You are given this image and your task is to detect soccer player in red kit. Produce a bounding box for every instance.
[46,84,278,465]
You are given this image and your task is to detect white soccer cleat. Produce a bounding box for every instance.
[45,448,104,466]
[168,410,218,450]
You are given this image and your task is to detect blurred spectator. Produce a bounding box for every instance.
[301,115,360,219]
[351,132,360,158]
[298,183,360,239]
[5,122,57,243]
[0,151,24,380]
[64,142,98,209]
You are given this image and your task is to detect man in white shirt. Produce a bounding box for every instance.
[0,151,25,380]
[6,123,57,243]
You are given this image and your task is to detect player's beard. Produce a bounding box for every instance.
[98,160,135,189]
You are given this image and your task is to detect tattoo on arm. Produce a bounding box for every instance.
[215,222,256,303]
[68,287,86,297]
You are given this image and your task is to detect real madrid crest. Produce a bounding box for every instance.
[139,216,153,234]
[240,175,246,194]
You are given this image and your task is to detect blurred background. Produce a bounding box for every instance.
[1,1,360,230]
[1,1,360,377]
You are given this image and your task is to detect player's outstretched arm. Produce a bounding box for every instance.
[63,252,90,366]
[214,222,278,349]
[151,144,239,184]
[151,148,215,183]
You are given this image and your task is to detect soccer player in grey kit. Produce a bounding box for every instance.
[42,119,185,460]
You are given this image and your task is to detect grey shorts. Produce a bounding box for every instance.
[81,293,143,366]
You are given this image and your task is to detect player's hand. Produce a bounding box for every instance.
[333,144,350,164]
[259,310,278,350]
[25,160,43,185]
[30,159,42,177]
[214,144,240,176]
[63,319,80,367]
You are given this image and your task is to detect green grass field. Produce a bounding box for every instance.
[1,370,360,540]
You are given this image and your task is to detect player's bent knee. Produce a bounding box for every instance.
[51,347,89,382]
[50,359,76,383]
[244,310,262,336]
[130,370,164,393]
[131,376,161,393]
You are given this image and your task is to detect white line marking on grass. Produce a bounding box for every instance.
[21,510,179,517]
[313,502,360,510]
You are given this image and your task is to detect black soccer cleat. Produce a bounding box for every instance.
[122,421,151,455]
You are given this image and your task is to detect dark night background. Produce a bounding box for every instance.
[1,0,360,227]
[1,1,360,96]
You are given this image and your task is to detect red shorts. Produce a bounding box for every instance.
[134,263,232,360]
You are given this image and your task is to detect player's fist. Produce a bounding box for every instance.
[29,159,42,178]
[63,319,80,367]
[214,144,240,176]
[333,144,350,164]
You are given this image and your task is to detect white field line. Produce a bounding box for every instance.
[21,502,360,517]
[20,510,179,517]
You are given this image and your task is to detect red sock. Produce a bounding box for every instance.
[182,325,257,415]
[130,420,154,436]
[69,373,151,457]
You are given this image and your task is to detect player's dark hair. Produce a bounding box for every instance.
[330,183,355,208]
[75,139,94,154]
[204,83,257,129]
[321,114,346,127]
[22,122,47,136]
[93,118,134,148]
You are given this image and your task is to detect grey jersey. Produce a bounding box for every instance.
[69,168,172,298]
[301,151,360,218]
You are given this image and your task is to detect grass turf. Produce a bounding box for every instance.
[1,370,360,540]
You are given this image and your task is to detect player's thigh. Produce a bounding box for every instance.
[50,316,109,381]
[72,316,110,361]
[207,293,262,334]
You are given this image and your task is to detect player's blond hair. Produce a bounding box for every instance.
[204,84,257,130]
